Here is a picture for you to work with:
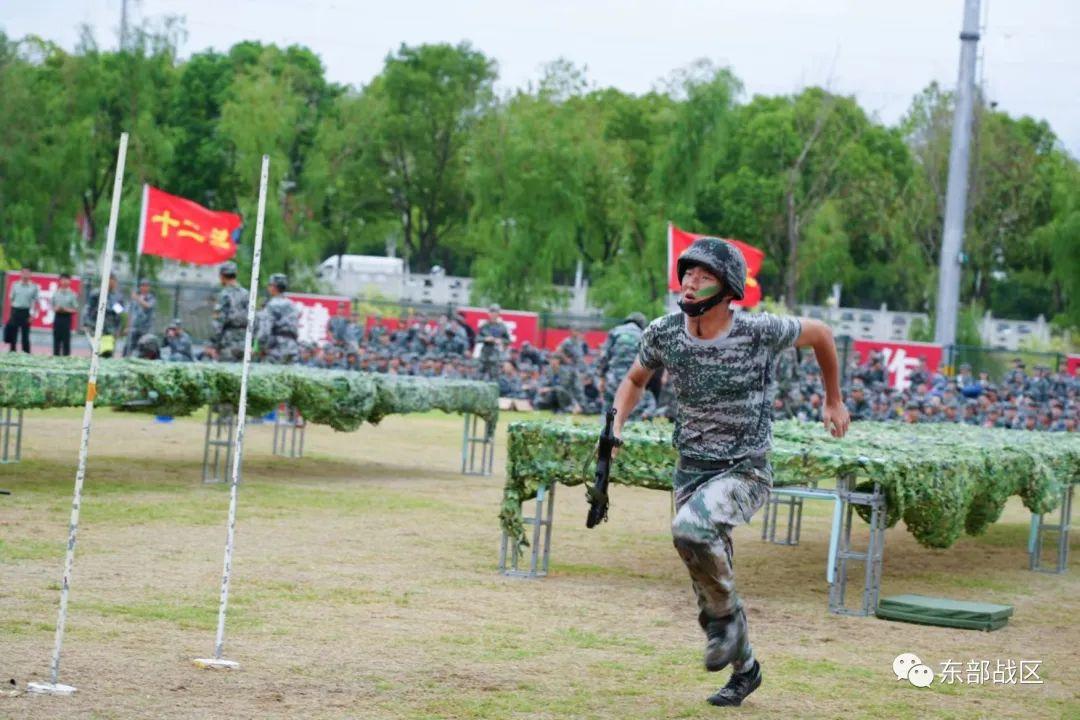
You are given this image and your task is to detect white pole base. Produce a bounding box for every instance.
[192,658,240,670]
[27,682,78,696]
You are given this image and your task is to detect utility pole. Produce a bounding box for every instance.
[933,0,981,350]
[119,0,128,50]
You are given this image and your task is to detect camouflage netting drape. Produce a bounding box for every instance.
[0,355,499,431]
[502,419,1080,551]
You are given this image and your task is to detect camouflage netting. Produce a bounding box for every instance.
[0,355,498,431]
[502,419,1080,551]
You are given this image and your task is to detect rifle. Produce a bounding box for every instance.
[586,407,621,528]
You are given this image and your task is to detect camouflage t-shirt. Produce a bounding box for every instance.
[637,311,802,461]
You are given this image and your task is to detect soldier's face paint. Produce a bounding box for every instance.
[678,279,727,318]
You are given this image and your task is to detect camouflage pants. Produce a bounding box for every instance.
[479,361,500,383]
[263,336,299,364]
[671,455,772,673]
[215,328,248,362]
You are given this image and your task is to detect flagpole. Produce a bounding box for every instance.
[667,221,676,313]
[124,184,149,356]
[133,184,148,285]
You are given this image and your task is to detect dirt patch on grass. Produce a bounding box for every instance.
[1,410,1077,719]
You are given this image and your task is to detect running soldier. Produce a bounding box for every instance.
[210,261,249,362]
[258,273,300,364]
[610,237,849,707]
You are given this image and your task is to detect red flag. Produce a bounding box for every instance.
[139,186,242,265]
[667,223,765,308]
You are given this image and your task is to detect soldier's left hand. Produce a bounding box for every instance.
[823,400,850,438]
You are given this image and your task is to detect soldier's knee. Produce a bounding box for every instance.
[672,534,707,563]
[671,503,714,544]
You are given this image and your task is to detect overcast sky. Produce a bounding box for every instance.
[6,0,1079,156]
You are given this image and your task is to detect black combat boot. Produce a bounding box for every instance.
[707,660,762,707]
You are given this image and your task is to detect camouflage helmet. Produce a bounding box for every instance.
[219,261,238,278]
[166,317,183,329]
[268,273,288,291]
[625,312,647,329]
[136,333,161,355]
[675,237,746,301]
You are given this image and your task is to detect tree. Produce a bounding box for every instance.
[366,42,496,272]
[217,48,307,276]
[900,83,1075,322]
[465,61,658,312]
[302,88,398,268]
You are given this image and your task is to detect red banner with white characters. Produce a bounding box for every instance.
[140,185,243,265]
[667,223,765,307]
[284,293,351,344]
[852,340,943,391]
[3,272,83,329]
[1067,355,1080,377]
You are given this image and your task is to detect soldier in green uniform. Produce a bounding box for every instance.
[535,353,582,413]
[597,312,647,414]
[478,337,502,381]
[124,279,157,357]
[162,319,194,362]
[610,237,850,707]
[845,379,873,421]
[477,304,510,383]
[257,273,300,364]
[556,328,587,369]
[210,261,249,362]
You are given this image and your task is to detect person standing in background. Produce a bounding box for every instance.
[124,279,157,357]
[51,273,79,356]
[6,267,39,353]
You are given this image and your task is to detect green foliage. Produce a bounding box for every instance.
[0,354,498,430]
[1,29,1078,329]
[502,419,1079,552]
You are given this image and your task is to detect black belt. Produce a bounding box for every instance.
[676,454,764,473]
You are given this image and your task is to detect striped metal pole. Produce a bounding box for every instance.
[194,154,270,670]
[28,132,129,697]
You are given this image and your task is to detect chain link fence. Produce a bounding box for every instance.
[65,279,1074,377]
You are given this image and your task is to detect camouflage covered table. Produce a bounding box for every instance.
[501,419,1079,611]
[0,354,498,429]
[0,355,499,476]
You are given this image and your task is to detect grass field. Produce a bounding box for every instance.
[1,409,1078,719]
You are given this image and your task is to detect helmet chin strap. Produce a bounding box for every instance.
[678,283,726,317]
